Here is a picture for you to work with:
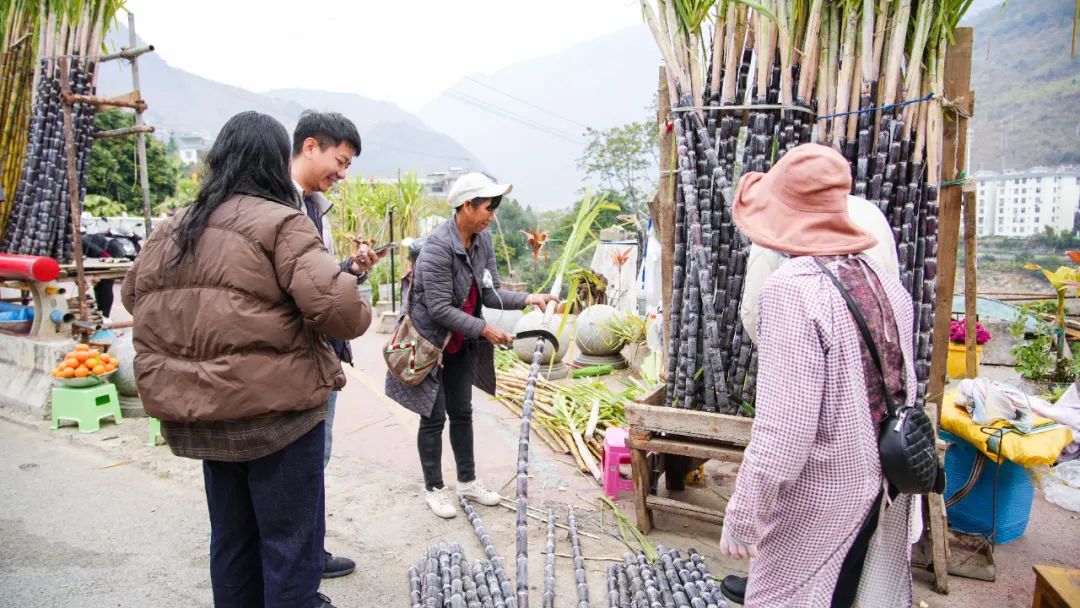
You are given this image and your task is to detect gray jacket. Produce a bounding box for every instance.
[385,218,528,417]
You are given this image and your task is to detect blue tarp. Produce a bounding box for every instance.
[951,295,1038,331]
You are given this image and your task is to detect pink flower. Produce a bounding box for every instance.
[950,318,991,345]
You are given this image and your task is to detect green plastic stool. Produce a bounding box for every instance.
[50,383,123,433]
[148,417,163,446]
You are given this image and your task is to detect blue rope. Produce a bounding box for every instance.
[815,92,936,121]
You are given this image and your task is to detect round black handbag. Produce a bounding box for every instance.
[815,259,944,495]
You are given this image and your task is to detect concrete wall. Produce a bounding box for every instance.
[0,333,76,418]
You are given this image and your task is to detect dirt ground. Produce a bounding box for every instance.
[1,322,1077,606]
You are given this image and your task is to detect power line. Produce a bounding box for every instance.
[463,76,588,129]
[444,89,584,144]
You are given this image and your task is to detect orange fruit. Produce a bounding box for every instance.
[99,354,111,363]
[52,370,61,378]
[84,357,99,369]
[63,358,79,369]
[104,362,117,372]
[87,349,100,358]
[74,366,90,378]
[75,344,90,352]
[91,365,106,375]
[74,352,90,362]
[60,368,75,378]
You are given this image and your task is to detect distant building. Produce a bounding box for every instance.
[422,167,496,199]
[974,166,1080,237]
[367,167,496,200]
[175,134,211,166]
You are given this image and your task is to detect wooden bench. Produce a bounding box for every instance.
[1033,565,1080,608]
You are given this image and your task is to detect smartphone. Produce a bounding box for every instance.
[372,242,397,254]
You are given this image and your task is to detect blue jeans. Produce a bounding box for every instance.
[323,391,338,468]
[203,423,326,608]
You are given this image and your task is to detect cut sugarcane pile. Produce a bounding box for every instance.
[495,353,644,483]
[0,4,115,259]
[607,547,728,608]
[645,0,972,415]
[409,503,729,608]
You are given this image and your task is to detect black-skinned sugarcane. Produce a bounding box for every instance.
[513,275,563,608]
[542,508,556,608]
[568,506,590,607]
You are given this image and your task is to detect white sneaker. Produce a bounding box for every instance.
[457,479,502,506]
[426,487,458,519]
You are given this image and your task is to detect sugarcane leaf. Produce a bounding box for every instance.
[728,0,780,27]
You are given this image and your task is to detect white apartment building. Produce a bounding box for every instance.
[974,166,1080,238]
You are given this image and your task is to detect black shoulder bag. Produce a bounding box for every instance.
[814,259,945,495]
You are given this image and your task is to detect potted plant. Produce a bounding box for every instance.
[947,318,991,379]
[1010,255,1080,394]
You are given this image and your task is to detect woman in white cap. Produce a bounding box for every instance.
[385,172,558,518]
[719,144,920,607]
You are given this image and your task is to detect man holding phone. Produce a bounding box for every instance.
[291,110,386,579]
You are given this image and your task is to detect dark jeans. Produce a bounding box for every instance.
[93,279,114,318]
[418,349,475,491]
[203,423,326,608]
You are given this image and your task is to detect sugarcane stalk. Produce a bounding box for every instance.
[543,509,556,608]
[568,506,590,608]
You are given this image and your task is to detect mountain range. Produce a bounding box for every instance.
[966,0,1080,172]
[95,28,485,180]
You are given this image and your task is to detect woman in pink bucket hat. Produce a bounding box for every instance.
[718,144,920,608]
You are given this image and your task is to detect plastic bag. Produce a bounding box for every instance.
[1040,460,1080,513]
[1031,383,1080,463]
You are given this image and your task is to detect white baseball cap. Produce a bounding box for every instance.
[447,172,513,208]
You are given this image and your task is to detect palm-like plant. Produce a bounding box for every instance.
[521,228,550,263]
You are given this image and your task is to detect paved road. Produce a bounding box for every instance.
[0,418,214,607]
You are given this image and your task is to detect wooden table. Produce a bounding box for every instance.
[1033,565,1080,608]
[59,260,132,282]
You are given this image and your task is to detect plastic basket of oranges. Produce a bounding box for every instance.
[52,343,119,388]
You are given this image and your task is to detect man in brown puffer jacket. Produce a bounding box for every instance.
[121,111,370,608]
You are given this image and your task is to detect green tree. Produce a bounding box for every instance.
[577,120,658,212]
[156,173,200,214]
[87,110,178,214]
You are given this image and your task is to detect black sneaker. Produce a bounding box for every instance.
[720,575,747,605]
[315,591,336,607]
[322,551,356,579]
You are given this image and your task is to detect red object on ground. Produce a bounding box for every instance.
[0,254,61,282]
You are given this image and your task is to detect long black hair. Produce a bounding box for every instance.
[170,111,299,266]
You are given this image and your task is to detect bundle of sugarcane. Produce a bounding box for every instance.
[644,0,972,415]
[0,0,38,231]
[409,542,503,608]
[0,1,120,259]
[605,546,728,608]
[494,356,641,482]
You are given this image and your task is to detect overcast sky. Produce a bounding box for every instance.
[118,0,644,111]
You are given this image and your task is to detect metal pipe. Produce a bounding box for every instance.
[389,209,396,313]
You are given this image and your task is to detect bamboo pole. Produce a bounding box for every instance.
[127,12,153,238]
[964,188,978,377]
[59,57,89,325]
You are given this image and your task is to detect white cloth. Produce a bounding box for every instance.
[740,195,900,344]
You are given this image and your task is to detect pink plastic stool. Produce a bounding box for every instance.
[602,427,635,499]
